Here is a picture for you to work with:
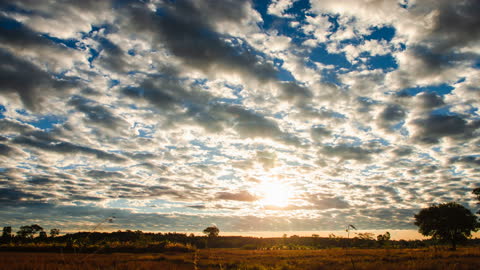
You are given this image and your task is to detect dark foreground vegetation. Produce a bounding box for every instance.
[1,248,480,270]
[2,228,480,253]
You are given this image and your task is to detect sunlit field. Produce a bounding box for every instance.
[1,247,480,270]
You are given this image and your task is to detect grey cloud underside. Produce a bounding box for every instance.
[216,191,259,202]
[0,119,126,162]
[411,114,480,144]
[0,49,78,111]
[67,95,129,131]
[122,1,276,80]
[319,143,384,163]
[122,75,301,144]
[422,0,480,54]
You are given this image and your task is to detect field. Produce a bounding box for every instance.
[1,247,480,270]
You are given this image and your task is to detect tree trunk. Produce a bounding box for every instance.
[451,238,456,251]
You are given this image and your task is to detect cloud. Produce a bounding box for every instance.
[319,143,384,163]
[410,114,480,144]
[0,49,79,111]
[216,191,259,202]
[121,0,277,82]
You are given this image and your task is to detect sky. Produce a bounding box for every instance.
[0,0,479,239]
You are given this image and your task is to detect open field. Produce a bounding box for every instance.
[1,247,480,270]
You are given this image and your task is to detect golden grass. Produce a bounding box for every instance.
[1,247,479,270]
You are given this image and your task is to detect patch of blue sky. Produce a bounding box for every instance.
[361,165,381,176]
[56,164,87,170]
[0,15,22,30]
[310,43,352,69]
[398,0,409,9]
[331,135,363,146]
[364,26,396,42]
[138,129,154,138]
[474,60,480,69]
[390,120,406,132]
[365,53,398,71]
[273,111,287,119]
[276,64,296,82]
[41,34,82,50]
[369,137,391,147]
[102,166,125,172]
[88,47,100,67]
[285,0,311,20]
[355,124,371,133]
[320,69,343,86]
[253,0,312,46]
[25,115,65,131]
[0,104,5,119]
[418,152,436,161]
[396,83,454,97]
[15,109,28,116]
[109,79,120,88]
[217,172,236,182]
[127,49,136,56]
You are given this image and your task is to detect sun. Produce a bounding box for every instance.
[257,181,291,207]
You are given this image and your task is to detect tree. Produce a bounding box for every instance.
[17,226,34,238]
[31,224,44,238]
[2,226,12,239]
[473,188,480,214]
[203,226,219,238]
[377,231,390,242]
[414,202,479,250]
[39,231,47,239]
[50,228,60,238]
[356,232,375,240]
[16,224,44,239]
[377,231,391,247]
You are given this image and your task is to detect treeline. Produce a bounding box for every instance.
[1,227,479,252]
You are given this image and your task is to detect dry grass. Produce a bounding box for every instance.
[1,247,479,269]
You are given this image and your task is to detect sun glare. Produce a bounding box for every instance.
[258,181,291,208]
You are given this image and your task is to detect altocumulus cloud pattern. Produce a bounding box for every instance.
[0,0,479,233]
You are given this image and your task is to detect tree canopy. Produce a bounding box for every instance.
[473,188,480,214]
[203,226,219,238]
[414,202,479,250]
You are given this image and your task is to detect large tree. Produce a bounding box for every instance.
[414,202,479,250]
[473,188,480,214]
[17,224,44,239]
[203,226,219,238]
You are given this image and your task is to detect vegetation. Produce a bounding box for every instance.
[1,226,479,253]
[1,247,480,270]
[414,202,479,250]
[203,226,220,238]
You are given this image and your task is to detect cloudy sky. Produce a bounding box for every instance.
[1,0,479,237]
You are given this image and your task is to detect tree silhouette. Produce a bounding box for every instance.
[17,226,34,238]
[473,188,480,214]
[50,228,60,238]
[31,224,44,237]
[2,226,12,239]
[39,231,47,239]
[203,226,219,238]
[414,202,479,250]
[17,224,44,239]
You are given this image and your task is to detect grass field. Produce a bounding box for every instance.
[1,247,480,270]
